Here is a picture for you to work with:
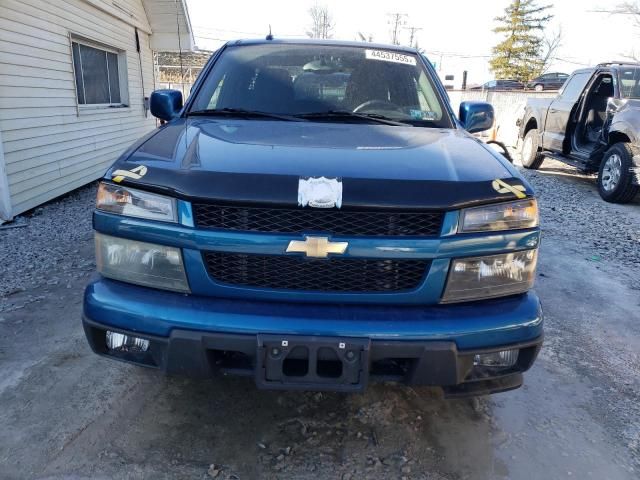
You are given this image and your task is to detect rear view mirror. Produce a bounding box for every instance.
[459,101,494,134]
[150,89,183,121]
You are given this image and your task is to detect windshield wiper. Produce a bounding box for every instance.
[295,110,410,126]
[186,108,302,122]
[187,108,411,126]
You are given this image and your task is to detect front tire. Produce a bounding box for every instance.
[597,143,639,203]
[534,84,544,92]
[520,129,545,169]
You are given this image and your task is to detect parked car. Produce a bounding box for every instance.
[518,62,640,203]
[471,79,525,91]
[83,39,543,397]
[526,72,569,91]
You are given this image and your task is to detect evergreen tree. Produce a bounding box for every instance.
[490,0,553,82]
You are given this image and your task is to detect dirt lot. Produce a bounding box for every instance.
[1,158,639,480]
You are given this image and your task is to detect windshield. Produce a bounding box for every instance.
[619,67,640,99]
[190,43,451,127]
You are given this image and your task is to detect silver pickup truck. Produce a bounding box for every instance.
[517,62,640,203]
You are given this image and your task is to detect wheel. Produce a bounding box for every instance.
[597,143,639,203]
[519,129,545,169]
[534,84,544,92]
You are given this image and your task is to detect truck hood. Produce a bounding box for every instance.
[107,118,532,209]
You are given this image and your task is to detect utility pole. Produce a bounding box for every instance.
[404,25,422,48]
[387,13,408,45]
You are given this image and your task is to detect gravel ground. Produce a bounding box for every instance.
[519,159,640,470]
[521,164,640,288]
[0,160,639,480]
[0,185,96,306]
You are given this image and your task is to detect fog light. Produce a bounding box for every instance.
[474,349,518,367]
[106,331,149,353]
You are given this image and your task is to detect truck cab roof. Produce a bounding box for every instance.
[223,37,421,55]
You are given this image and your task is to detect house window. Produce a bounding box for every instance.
[71,39,127,106]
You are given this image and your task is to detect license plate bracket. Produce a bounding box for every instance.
[256,334,370,392]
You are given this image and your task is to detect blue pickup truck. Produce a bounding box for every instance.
[83,39,542,397]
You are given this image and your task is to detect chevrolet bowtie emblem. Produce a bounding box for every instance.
[286,236,348,258]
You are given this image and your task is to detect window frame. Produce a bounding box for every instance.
[616,67,640,99]
[69,34,129,111]
[188,43,455,129]
[557,71,592,102]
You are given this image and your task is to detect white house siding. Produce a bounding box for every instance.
[0,0,157,218]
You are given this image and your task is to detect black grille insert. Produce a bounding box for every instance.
[193,204,444,237]
[203,252,430,293]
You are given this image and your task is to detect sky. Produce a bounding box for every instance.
[185,0,638,86]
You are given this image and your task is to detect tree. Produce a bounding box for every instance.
[540,27,563,73]
[387,13,408,45]
[404,25,423,48]
[489,0,553,82]
[595,2,640,26]
[594,2,640,60]
[307,3,334,39]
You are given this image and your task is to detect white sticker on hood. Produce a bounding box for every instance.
[298,177,343,209]
[365,49,417,66]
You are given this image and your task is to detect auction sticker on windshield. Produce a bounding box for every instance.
[365,49,417,66]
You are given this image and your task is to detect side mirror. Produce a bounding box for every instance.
[606,97,623,114]
[459,101,494,134]
[150,89,183,121]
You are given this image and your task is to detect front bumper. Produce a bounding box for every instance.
[83,278,543,396]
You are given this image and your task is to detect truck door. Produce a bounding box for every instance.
[542,71,592,152]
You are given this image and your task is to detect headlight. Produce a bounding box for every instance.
[96,182,177,223]
[459,199,538,233]
[95,233,190,292]
[441,249,538,304]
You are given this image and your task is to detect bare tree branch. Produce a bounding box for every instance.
[619,50,640,61]
[306,3,334,39]
[594,2,640,60]
[593,2,640,27]
[387,13,408,45]
[540,26,563,73]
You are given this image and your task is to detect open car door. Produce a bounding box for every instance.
[542,71,592,152]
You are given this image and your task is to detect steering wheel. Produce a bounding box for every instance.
[353,99,399,113]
